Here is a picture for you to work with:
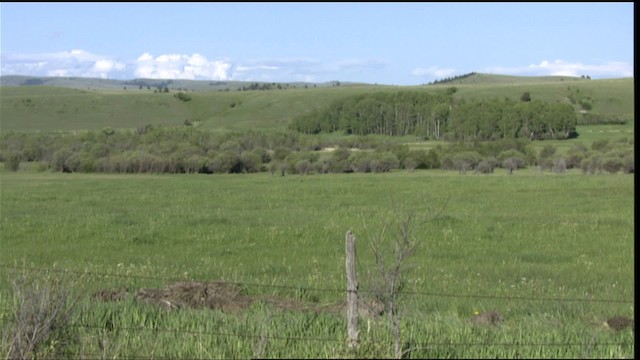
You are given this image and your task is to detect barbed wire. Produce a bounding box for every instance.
[70,322,343,343]
[0,264,633,304]
[3,318,633,349]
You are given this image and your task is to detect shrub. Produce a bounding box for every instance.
[602,157,623,174]
[174,92,192,102]
[350,152,372,173]
[581,155,603,174]
[622,154,634,174]
[424,149,440,169]
[498,149,526,170]
[475,160,493,174]
[475,156,498,174]
[565,142,590,169]
[239,152,261,173]
[295,159,312,175]
[451,151,483,173]
[211,151,241,174]
[314,159,330,174]
[404,157,417,172]
[51,148,74,172]
[502,158,518,174]
[552,158,567,174]
[591,139,610,152]
[579,99,592,110]
[538,158,554,172]
[3,271,79,359]
[370,151,400,173]
[4,152,21,171]
[329,147,353,173]
[538,144,557,161]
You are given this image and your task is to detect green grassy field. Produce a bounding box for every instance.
[0,169,634,358]
[432,74,634,115]
[1,74,633,133]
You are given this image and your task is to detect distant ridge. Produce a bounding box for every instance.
[428,72,598,85]
[1,73,632,91]
[0,75,364,91]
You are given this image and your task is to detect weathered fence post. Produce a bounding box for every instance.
[345,230,358,350]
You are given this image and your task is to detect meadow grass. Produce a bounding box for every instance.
[0,169,633,358]
[445,77,634,119]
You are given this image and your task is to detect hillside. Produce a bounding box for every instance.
[434,72,590,85]
[0,74,633,132]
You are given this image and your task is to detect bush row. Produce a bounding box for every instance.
[1,127,633,175]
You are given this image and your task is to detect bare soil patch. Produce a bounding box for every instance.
[92,280,384,318]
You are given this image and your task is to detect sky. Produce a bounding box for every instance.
[0,2,634,86]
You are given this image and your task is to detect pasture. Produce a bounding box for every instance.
[0,169,634,358]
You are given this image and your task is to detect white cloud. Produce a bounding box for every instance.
[411,66,457,79]
[235,65,280,72]
[133,52,231,80]
[485,59,633,78]
[137,53,154,62]
[91,60,126,78]
[230,57,385,83]
[47,69,69,77]
[230,58,318,82]
[1,49,385,83]
[1,49,126,79]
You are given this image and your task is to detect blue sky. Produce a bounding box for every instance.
[0,2,634,85]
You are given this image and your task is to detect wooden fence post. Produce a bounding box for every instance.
[345,230,358,350]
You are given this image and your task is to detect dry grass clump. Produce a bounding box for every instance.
[1,271,79,359]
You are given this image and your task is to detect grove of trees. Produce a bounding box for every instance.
[289,91,579,141]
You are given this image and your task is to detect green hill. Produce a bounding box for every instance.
[0,74,633,133]
[436,73,587,85]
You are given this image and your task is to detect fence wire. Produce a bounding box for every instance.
[0,264,634,357]
[0,264,633,304]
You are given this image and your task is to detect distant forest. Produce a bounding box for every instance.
[428,72,478,85]
[290,91,578,141]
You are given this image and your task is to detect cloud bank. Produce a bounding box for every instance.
[1,50,127,79]
[230,58,386,83]
[134,53,231,80]
[0,50,384,83]
[411,66,457,79]
[484,59,634,78]
[0,50,633,84]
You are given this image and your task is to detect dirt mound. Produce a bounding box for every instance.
[93,281,384,318]
[606,316,634,332]
[135,281,252,312]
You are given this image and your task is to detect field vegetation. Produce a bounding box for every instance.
[0,73,634,358]
[0,170,634,358]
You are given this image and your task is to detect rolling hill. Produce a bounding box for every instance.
[0,73,633,133]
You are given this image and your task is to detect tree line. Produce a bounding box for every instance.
[428,72,478,85]
[289,91,579,141]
